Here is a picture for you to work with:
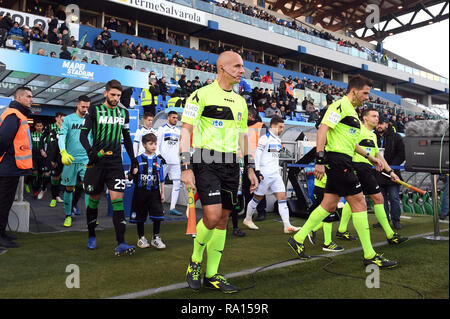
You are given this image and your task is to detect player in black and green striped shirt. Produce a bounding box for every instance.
[39,113,65,207]
[80,79,138,256]
[31,120,48,199]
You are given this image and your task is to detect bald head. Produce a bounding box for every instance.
[216,51,245,87]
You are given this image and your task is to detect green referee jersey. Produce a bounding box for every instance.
[321,95,360,157]
[181,80,248,154]
[353,125,379,165]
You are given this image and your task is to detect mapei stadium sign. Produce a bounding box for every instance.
[108,0,207,25]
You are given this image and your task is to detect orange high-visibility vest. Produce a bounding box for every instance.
[0,108,33,169]
[248,121,264,156]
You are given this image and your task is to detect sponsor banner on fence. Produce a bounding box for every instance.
[107,0,207,26]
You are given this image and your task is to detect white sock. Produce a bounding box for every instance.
[278,200,291,227]
[170,179,180,211]
[245,197,260,220]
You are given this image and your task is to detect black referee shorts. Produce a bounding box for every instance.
[352,162,381,195]
[325,152,362,197]
[310,186,340,222]
[83,166,126,195]
[193,162,240,211]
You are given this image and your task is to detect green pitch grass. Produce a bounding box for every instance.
[0,213,448,299]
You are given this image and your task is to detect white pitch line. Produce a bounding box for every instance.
[107,229,449,299]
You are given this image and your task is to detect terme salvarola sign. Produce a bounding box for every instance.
[108,0,207,25]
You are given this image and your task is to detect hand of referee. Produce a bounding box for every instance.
[181,169,196,191]
[248,168,259,194]
[370,157,384,172]
[314,164,325,180]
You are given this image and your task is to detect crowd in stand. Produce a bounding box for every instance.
[1,1,440,121]
[209,0,395,63]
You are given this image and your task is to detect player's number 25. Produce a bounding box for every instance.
[114,179,127,190]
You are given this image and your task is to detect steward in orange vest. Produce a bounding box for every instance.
[0,90,33,247]
[0,101,32,174]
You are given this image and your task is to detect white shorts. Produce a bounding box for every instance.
[254,174,285,196]
[163,164,181,181]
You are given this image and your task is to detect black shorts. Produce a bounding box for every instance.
[33,156,51,173]
[325,152,362,197]
[50,160,63,177]
[352,162,381,195]
[310,186,340,223]
[129,187,164,223]
[193,162,240,211]
[83,166,126,195]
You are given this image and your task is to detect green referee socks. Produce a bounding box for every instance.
[312,222,324,232]
[323,222,333,246]
[294,205,330,244]
[374,204,395,239]
[338,202,352,233]
[352,211,376,259]
[206,228,226,278]
[191,219,215,263]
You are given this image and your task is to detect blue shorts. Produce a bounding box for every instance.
[61,163,87,186]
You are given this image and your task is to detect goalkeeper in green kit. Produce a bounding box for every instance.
[59,95,92,228]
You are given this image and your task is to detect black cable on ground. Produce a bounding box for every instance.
[239,254,425,299]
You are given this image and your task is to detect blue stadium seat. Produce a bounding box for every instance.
[259,112,265,118]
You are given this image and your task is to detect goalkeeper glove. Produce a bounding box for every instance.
[60,150,74,166]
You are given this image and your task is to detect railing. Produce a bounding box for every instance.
[30,41,277,91]
[30,41,216,84]
[167,0,449,87]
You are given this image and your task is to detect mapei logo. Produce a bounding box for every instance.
[98,116,125,125]
[61,61,94,80]
[224,98,235,103]
[212,120,224,128]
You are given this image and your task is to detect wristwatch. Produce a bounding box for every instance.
[364,152,370,159]
[181,164,193,172]
[316,151,325,164]
[387,169,394,175]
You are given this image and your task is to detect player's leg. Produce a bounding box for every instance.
[371,192,408,245]
[346,192,376,258]
[202,163,244,293]
[130,187,149,248]
[168,164,182,216]
[77,164,90,213]
[243,193,263,229]
[347,193,397,268]
[294,193,339,244]
[149,189,166,249]
[243,175,268,229]
[336,202,357,240]
[83,167,105,249]
[107,168,135,255]
[272,175,300,233]
[61,164,76,227]
[49,163,63,207]
[203,184,239,293]
[231,196,245,237]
